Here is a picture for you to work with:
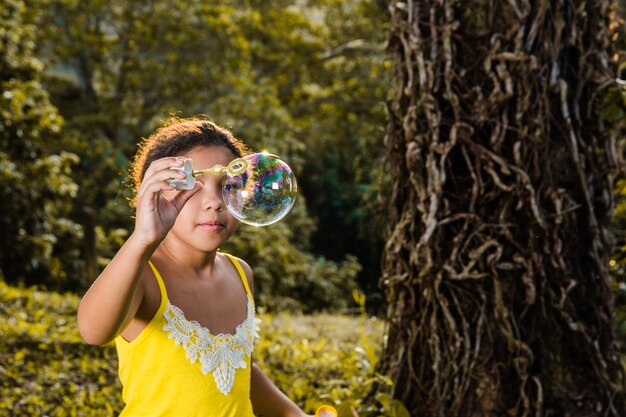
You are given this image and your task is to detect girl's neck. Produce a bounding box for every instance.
[155,237,218,276]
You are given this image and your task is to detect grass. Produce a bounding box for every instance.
[0,281,390,416]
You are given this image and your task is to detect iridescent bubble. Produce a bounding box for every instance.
[222,152,297,226]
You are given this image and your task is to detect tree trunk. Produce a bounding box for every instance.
[380,1,626,416]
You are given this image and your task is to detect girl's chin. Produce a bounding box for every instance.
[167,232,228,252]
[192,232,234,249]
[188,242,222,253]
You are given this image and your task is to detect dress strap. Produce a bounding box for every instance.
[222,253,254,302]
[147,260,168,310]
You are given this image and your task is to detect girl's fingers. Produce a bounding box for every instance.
[142,157,186,182]
[137,179,176,209]
[137,167,187,199]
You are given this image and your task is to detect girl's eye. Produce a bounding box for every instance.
[224,183,239,191]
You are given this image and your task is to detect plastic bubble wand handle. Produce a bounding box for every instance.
[315,405,337,417]
[168,158,249,190]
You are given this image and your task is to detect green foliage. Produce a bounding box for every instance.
[223,194,361,313]
[0,0,81,287]
[0,280,121,415]
[0,280,402,416]
[290,1,391,305]
[1,0,389,310]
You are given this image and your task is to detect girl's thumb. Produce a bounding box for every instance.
[171,181,202,211]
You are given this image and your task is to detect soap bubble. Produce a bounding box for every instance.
[223,152,297,226]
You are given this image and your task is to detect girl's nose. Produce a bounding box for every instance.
[199,180,225,211]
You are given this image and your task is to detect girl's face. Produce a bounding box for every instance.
[164,145,239,252]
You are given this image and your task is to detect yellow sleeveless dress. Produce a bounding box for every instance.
[115,253,259,417]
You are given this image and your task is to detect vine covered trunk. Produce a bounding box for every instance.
[381,0,626,415]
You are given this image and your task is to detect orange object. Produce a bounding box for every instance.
[315,405,338,417]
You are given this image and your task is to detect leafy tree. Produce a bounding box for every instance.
[381,0,626,415]
[294,0,391,307]
[0,0,81,287]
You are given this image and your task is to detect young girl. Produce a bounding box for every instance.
[77,117,310,417]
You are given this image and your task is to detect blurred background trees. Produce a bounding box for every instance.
[0,0,81,288]
[0,0,390,312]
[0,0,389,311]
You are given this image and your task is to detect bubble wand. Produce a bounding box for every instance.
[168,152,297,226]
[167,158,249,190]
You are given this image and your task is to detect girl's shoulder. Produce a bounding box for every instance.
[220,252,254,294]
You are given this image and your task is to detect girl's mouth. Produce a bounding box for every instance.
[198,221,225,231]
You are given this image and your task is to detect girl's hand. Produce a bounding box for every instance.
[133,157,201,246]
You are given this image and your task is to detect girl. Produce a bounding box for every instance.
[77,117,309,417]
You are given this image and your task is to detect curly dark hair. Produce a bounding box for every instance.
[129,117,250,206]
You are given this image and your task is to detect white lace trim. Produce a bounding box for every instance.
[162,295,261,395]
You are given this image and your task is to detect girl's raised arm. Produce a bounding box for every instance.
[77,157,200,345]
[77,235,155,345]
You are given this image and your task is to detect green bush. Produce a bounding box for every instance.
[223,217,361,313]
